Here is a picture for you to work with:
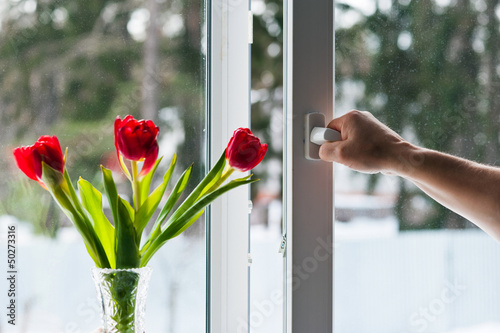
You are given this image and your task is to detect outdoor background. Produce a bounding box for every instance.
[333,1,500,332]
[1,0,500,332]
[0,0,210,331]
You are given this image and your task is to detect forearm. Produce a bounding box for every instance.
[320,110,500,240]
[393,144,500,240]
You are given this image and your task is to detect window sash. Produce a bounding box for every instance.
[283,0,335,332]
[209,0,251,332]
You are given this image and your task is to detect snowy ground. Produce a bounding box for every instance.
[1,215,500,333]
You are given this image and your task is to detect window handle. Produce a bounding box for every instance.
[310,127,342,145]
[305,112,342,160]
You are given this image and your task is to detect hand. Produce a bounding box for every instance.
[319,111,500,241]
[91,328,104,333]
[319,110,410,174]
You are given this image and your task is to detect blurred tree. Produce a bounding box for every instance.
[250,0,283,226]
[335,0,500,230]
[0,0,208,236]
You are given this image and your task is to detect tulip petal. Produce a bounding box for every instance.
[13,146,42,181]
[13,135,65,188]
[226,128,268,171]
[114,116,132,179]
[139,142,159,177]
[35,135,64,173]
[115,115,160,175]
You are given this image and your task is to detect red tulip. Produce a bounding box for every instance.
[226,128,268,172]
[114,115,159,177]
[13,135,65,186]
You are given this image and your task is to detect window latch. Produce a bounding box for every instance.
[278,234,287,257]
[304,112,342,160]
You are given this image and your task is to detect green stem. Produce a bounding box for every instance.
[104,270,141,332]
[204,166,235,196]
[131,161,141,210]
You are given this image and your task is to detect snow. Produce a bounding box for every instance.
[2,215,500,333]
[447,323,500,333]
[0,216,206,333]
[335,216,399,240]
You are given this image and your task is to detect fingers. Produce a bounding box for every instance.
[319,141,345,163]
[320,112,359,163]
[321,110,407,174]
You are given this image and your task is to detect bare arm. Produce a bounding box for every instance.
[319,110,500,240]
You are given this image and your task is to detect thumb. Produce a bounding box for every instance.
[325,114,347,135]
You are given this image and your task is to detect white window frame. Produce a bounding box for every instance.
[209,0,251,332]
[283,0,335,332]
[208,0,334,331]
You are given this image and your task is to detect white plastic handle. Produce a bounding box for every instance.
[310,127,342,145]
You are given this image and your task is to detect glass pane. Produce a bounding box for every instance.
[249,0,284,332]
[0,0,207,331]
[335,1,500,332]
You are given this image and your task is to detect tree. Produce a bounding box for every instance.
[0,0,209,236]
[335,0,499,230]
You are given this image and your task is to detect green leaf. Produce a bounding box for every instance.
[63,169,80,208]
[115,197,140,268]
[141,164,193,254]
[164,150,226,229]
[140,176,258,266]
[101,166,135,268]
[167,176,256,238]
[139,156,166,206]
[135,155,177,237]
[101,168,134,232]
[197,154,227,199]
[121,197,135,220]
[169,208,205,239]
[51,186,100,265]
[101,166,119,227]
[43,163,110,268]
[78,178,116,268]
[141,151,226,255]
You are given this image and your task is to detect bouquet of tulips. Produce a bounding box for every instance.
[12,115,268,269]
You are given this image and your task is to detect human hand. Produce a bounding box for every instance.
[319,110,411,174]
[91,328,104,333]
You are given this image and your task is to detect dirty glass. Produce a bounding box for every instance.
[0,0,207,332]
[249,0,284,332]
[335,1,500,332]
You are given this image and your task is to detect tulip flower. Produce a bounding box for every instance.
[226,128,268,172]
[12,117,266,273]
[114,115,159,178]
[13,135,65,187]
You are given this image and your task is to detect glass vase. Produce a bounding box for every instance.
[92,267,152,333]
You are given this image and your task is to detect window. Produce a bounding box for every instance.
[334,1,500,332]
[249,1,284,333]
[264,1,500,332]
[4,0,498,332]
[1,0,257,332]
[0,0,208,331]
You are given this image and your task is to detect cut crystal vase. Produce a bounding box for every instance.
[92,267,152,333]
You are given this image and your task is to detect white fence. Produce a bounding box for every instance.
[335,230,500,333]
[1,215,500,333]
